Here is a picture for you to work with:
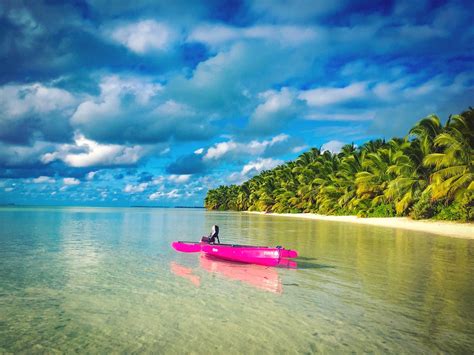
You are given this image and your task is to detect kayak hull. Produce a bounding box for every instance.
[171,241,202,253]
[201,244,296,266]
[171,241,298,267]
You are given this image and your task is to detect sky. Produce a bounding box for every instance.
[0,0,473,206]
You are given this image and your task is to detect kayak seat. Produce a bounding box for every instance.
[209,225,220,244]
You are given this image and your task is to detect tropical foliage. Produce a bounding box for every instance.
[205,109,474,221]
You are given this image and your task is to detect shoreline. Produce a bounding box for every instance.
[245,212,474,239]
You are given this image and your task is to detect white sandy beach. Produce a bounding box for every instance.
[246,212,474,239]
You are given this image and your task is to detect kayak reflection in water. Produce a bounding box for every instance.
[170,262,201,287]
[170,255,283,294]
[200,225,220,244]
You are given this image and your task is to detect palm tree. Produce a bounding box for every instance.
[409,114,442,156]
[384,138,427,215]
[236,183,250,210]
[336,146,363,213]
[424,109,474,201]
[204,109,472,221]
[356,146,397,210]
[313,151,341,214]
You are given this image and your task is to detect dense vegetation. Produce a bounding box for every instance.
[205,109,474,221]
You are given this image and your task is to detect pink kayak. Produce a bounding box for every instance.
[171,241,298,267]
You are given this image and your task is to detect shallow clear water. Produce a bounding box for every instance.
[0,207,473,353]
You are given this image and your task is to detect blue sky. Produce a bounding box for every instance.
[0,0,473,206]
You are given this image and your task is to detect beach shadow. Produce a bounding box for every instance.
[296,256,319,261]
[295,260,334,270]
[289,256,334,269]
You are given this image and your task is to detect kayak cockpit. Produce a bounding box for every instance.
[200,224,220,244]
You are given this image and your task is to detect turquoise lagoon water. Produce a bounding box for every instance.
[0,207,473,353]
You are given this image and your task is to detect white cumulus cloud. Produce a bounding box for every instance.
[86,171,98,181]
[108,20,175,54]
[228,158,283,184]
[249,87,303,133]
[149,189,181,200]
[72,76,163,127]
[0,82,78,144]
[63,177,80,186]
[0,83,76,117]
[204,141,238,160]
[203,134,289,161]
[42,134,146,168]
[32,176,55,184]
[124,183,149,193]
[168,175,191,184]
[188,24,318,48]
[321,140,346,154]
[299,82,367,106]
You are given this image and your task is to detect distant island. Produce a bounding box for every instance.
[130,206,205,209]
[174,206,205,209]
[205,109,473,222]
[131,205,171,208]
